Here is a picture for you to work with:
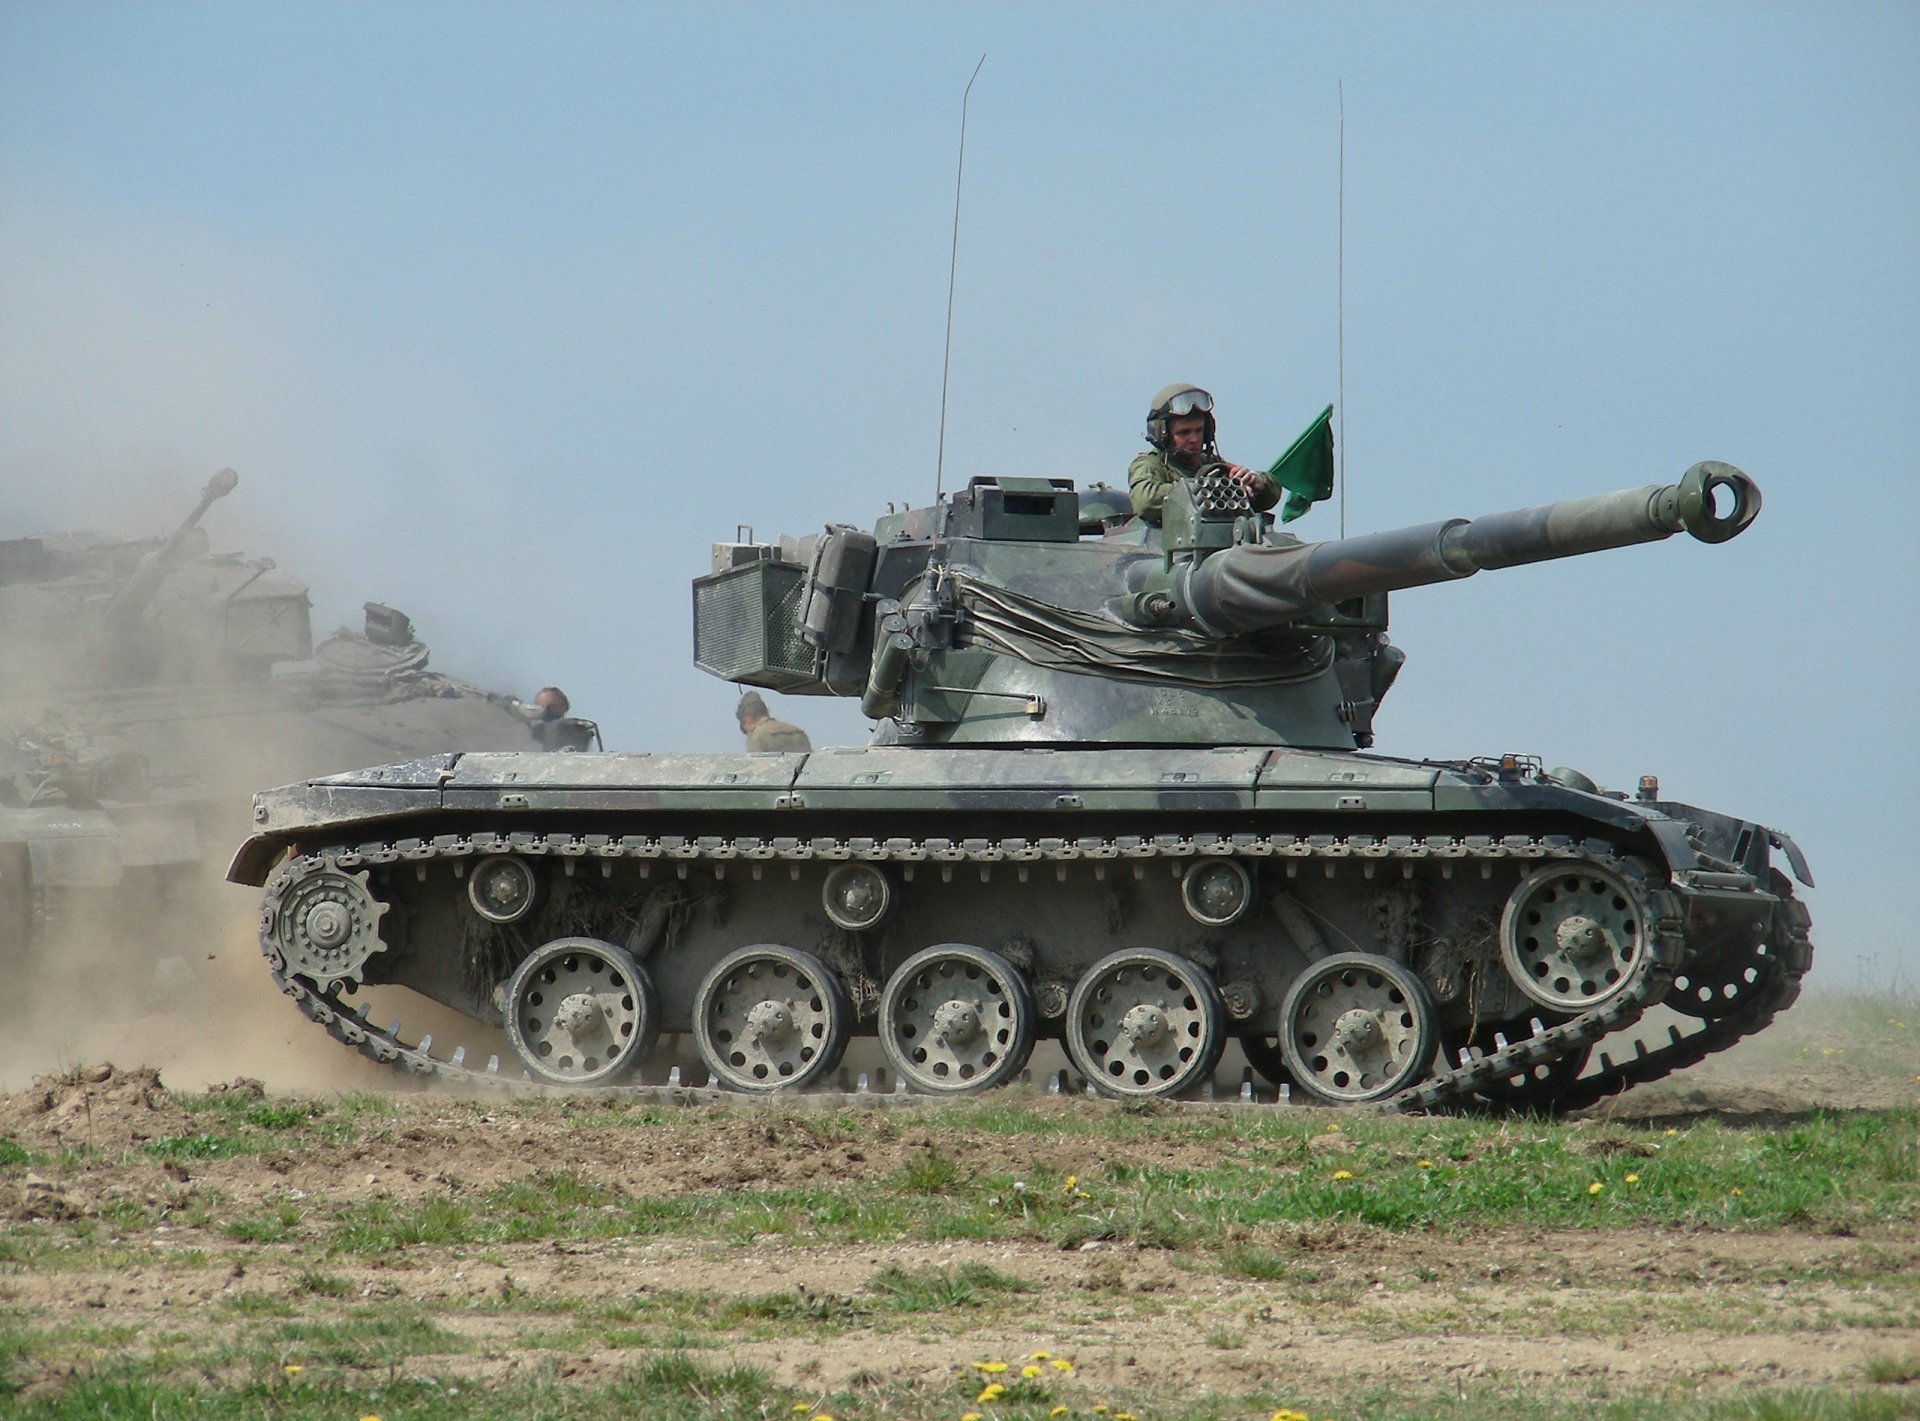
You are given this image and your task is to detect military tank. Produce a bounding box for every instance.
[228,456,1811,1110]
[2,468,597,1000]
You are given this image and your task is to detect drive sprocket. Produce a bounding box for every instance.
[260,855,390,991]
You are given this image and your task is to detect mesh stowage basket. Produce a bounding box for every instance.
[691,560,818,691]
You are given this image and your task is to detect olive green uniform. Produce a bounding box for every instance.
[746,718,812,752]
[1128,451,1279,522]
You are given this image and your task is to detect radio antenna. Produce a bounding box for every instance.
[934,53,986,504]
[1338,79,1347,538]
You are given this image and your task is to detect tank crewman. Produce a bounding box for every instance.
[513,685,594,750]
[1128,383,1280,522]
[736,691,812,752]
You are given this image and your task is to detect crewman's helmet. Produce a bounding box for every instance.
[1146,383,1217,452]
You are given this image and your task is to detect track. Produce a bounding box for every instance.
[256,828,1812,1113]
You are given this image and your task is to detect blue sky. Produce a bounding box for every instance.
[3,2,1914,984]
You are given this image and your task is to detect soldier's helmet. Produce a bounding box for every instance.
[736,691,769,722]
[1146,383,1217,452]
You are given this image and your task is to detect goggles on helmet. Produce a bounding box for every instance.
[1161,389,1213,418]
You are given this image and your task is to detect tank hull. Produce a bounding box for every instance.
[232,745,1813,1111]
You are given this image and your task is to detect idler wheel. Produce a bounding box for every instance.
[1065,949,1225,1099]
[504,937,658,1087]
[1499,862,1651,1013]
[1278,952,1438,1105]
[694,945,850,1093]
[878,944,1036,1095]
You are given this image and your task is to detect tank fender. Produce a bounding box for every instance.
[226,832,286,887]
[1769,829,1815,888]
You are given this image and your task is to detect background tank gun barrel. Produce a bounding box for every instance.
[1174,461,1760,636]
[103,466,239,630]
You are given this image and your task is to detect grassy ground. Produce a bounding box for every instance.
[0,988,1915,1420]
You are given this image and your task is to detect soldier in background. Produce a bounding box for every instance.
[736,691,811,752]
[511,686,597,750]
[1128,383,1279,522]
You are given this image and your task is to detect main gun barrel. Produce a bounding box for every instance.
[1175,461,1760,636]
[103,467,240,630]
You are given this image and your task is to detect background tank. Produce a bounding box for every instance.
[231,456,1812,1112]
[1,468,597,1006]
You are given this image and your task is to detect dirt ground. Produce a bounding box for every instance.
[2,905,1916,1411]
[3,997,1917,1412]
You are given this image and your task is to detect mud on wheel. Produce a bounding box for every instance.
[879,944,1035,1095]
[503,938,658,1087]
[1279,953,1439,1105]
[1065,948,1225,1099]
[693,945,850,1093]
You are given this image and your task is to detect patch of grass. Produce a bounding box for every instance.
[143,1133,247,1161]
[0,1139,39,1168]
[1220,1244,1309,1281]
[608,1349,772,1408]
[866,1261,1032,1312]
[291,1268,353,1299]
[265,1305,463,1366]
[890,1149,964,1195]
[720,1288,861,1325]
[223,1201,303,1243]
[1863,1351,1920,1384]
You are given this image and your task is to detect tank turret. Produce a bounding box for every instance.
[694,462,1760,749]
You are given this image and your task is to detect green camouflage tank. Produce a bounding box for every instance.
[229,457,1811,1110]
[2,469,597,1012]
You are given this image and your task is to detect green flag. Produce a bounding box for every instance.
[1267,404,1335,524]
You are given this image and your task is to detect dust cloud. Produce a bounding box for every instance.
[0,488,534,1094]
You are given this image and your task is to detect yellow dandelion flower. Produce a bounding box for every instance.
[794,1407,812,1415]
[1326,1123,1341,1132]
[1730,1187,1744,1197]
[1052,1358,1075,1373]
[282,1364,303,1377]
[1051,1409,1070,1418]
[1094,1406,1111,1415]
[973,1361,1010,1373]
[1588,1181,1604,1196]
[977,1383,1007,1403]
[1029,1350,1052,1361]
[962,1414,982,1421]
[1664,1127,1679,1137]
[1624,1172,1640,1185]
[1331,1169,1353,1181]
[1271,1411,1311,1421]
[1022,1364,1044,1379]
[1063,1174,1078,1192]
[1116,1412,1137,1421]
[815,1415,835,1421]
[360,1415,382,1421]
[1416,1159,1432,1169]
